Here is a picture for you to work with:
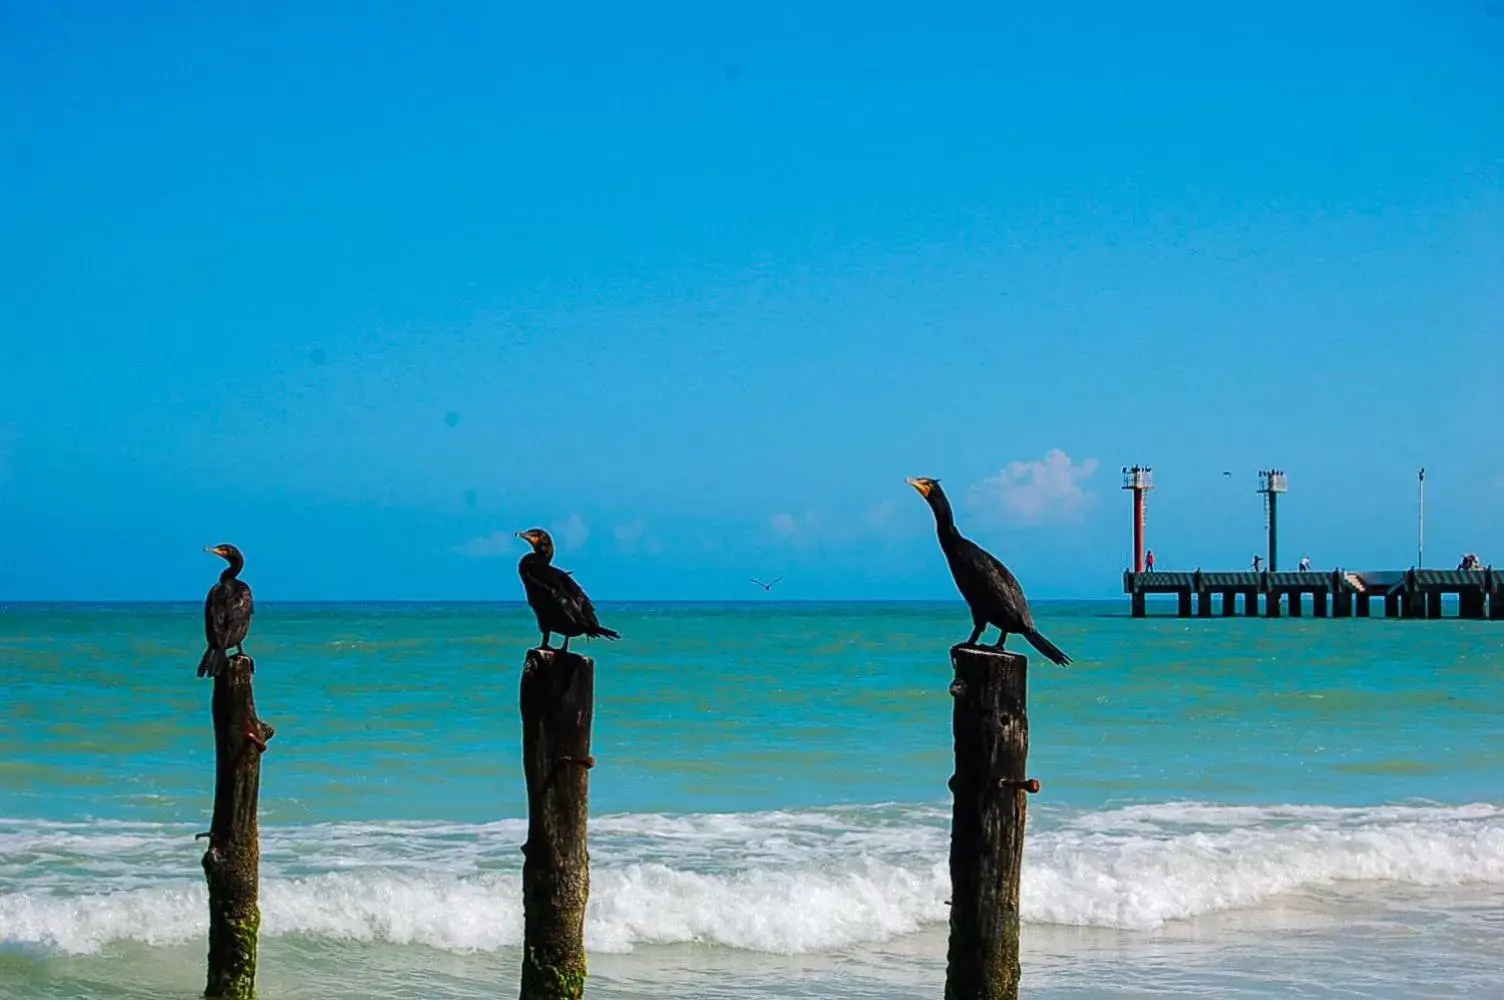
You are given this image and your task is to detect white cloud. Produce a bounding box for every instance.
[455,531,515,558]
[456,514,589,558]
[769,509,822,546]
[613,518,661,554]
[968,449,1100,525]
[552,513,590,552]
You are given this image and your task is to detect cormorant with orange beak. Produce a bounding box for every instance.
[199,543,254,677]
[517,528,620,652]
[906,477,1071,665]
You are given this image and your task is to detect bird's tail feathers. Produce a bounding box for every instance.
[1024,629,1071,666]
[591,626,621,640]
[197,647,226,678]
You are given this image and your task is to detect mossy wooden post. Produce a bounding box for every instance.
[519,648,595,1000]
[946,645,1034,1000]
[201,654,273,999]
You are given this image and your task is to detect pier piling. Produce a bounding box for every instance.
[946,645,1032,1000]
[519,648,595,1000]
[202,654,273,1000]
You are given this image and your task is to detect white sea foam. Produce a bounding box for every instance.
[2,801,1501,955]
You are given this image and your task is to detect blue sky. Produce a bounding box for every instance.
[2,2,1501,601]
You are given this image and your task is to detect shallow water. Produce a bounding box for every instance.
[1,601,1501,998]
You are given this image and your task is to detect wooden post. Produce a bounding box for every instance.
[946,645,1032,1000]
[519,648,595,1000]
[202,655,273,1000]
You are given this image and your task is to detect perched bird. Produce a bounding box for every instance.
[750,576,782,592]
[517,528,620,652]
[199,544,254,678]
[906,477,1071,665]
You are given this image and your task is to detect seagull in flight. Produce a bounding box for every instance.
[750,576,783,592]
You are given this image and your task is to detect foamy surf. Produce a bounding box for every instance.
[2,801,1501,955]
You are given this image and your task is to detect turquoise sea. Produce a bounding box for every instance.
[1,601,1501,998]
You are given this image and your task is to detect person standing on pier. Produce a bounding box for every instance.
[1252,555,1263,572]
[1145,550,1156,572]
[1299,555,1312,571]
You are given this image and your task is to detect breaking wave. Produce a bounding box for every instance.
[3,801,1501,955]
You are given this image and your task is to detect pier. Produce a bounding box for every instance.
[1124,569,1504,619]
[1120,465,1498,621]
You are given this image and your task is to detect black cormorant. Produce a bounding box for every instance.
[199,543,254,677]
[906,477,1071,665]
[517,528,620,652]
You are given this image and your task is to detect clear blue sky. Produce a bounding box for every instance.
[2,2,1501,601]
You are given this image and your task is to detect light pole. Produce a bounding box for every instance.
[1417,468,1425,568]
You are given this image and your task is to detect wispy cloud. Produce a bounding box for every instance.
[455,530,515,558]
[968,449,1100,525]
[769,509,824,547]
[613,518,662,554]
[552,513,590,552]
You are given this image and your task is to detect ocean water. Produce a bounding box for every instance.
[1,600,1501,999]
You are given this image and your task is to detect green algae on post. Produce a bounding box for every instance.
[518,648,594,1000]
[201,654,273,999]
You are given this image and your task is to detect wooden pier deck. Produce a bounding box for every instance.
[1124,568,1504,619]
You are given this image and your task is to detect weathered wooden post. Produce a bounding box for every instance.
[519,648,595,1000]
[200,654,273,999]
[946,644,1035,1000]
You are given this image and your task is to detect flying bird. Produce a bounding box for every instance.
[750,576,783,592]
[1222,471,1233,477]
[199,544,254,678]
[906,477,1071,665]
[517,528,620,652]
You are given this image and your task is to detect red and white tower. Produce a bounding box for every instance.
[1122,465,1153,573]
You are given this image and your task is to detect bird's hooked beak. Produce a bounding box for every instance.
[906,477,934,498]
[204,545,224,557]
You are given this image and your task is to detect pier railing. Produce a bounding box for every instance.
[1124,568,1504,619]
